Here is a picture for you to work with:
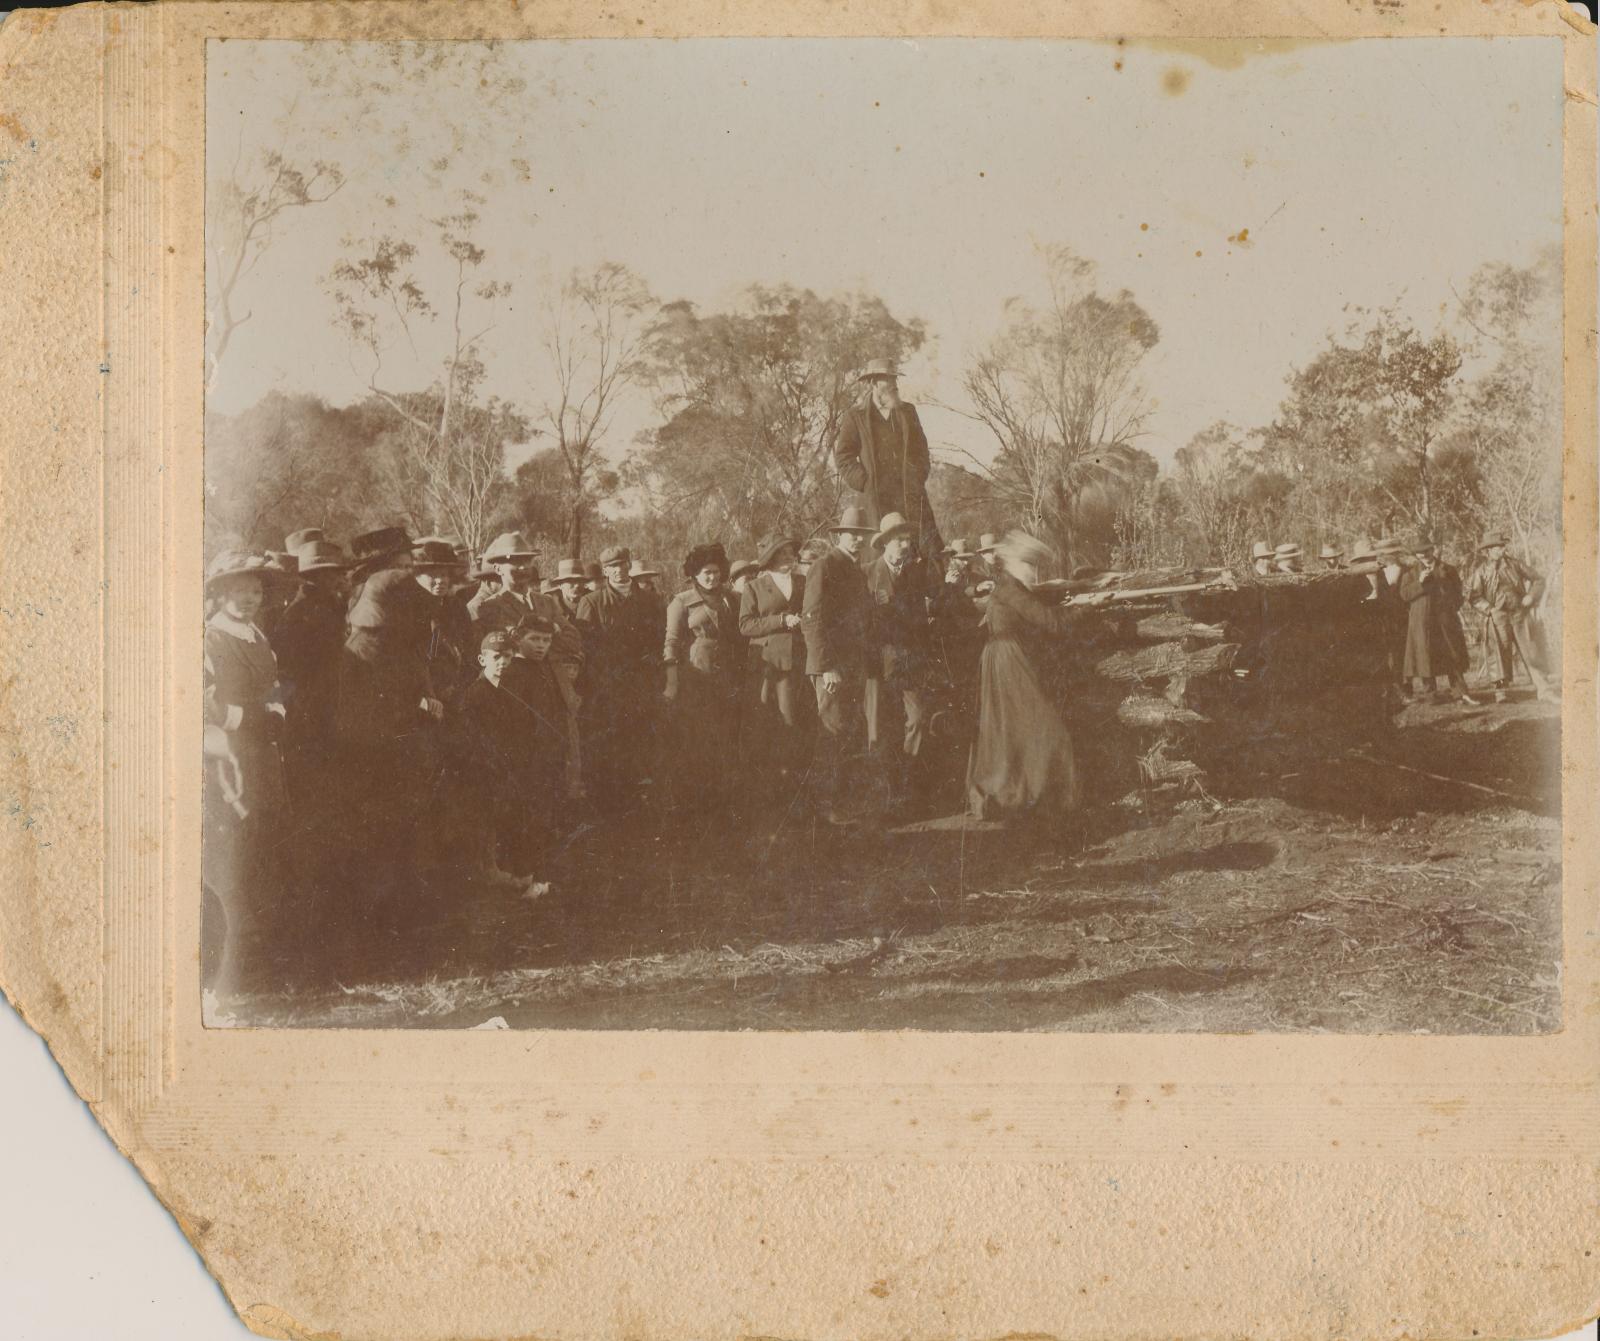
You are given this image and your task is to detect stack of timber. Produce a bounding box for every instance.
[1047,565,1398,800]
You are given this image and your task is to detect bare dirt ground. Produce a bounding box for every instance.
[234,692,1562,1034]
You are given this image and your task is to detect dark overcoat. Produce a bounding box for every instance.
[1399,563,1470,680]
[801,546,874,679]
[834,402,944,554]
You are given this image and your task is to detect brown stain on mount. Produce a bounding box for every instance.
[1162,66,1192,96]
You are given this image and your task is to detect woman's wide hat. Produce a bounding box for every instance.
[828,506,876,535]
[729,559,758,582]
[755,534,800,570]
[205,550,291,593]
[871,512,915,549]
[348,526,412,565]
[411,538,463,570]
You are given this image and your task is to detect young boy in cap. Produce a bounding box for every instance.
[449,628,566,881]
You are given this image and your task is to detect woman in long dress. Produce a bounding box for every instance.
[662,542,746,814]
[966,532,1107,823]
[202,551,292,1003]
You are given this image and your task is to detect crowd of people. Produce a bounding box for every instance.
[1247,530,1559,706]
[200,358,1560,1004]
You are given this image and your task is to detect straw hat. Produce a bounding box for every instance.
[1251,540,1273,560]
[1348,539,1377,563]
[871,511,914,549]
[1273,542,1303,561]
[941,538,976,559]
[828,505,876,535]
[857,358,899,383]
[1318,543,1343,560]
[976,533,1000,555]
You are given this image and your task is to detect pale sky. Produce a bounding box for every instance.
[207,36,1564,472]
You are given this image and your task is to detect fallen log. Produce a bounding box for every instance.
[1095,639,1239,685]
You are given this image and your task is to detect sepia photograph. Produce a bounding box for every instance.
[202,35,1565,1033]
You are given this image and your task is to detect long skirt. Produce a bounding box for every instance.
[966,638,1079,818]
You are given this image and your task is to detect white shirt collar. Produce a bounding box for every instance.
[770,570,793,600]
[207,610,263,642]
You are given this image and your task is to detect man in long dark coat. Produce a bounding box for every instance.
[574,545,664,812]
[273,539,350,799]
[834,359,944,560]
[738,535,810,783]
[1399,544,1479,704]
[864,511,939,811]
[801,506,878,824]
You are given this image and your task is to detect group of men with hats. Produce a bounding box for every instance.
[1247,529,1557,704]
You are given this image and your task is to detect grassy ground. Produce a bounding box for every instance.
[229,693,1561,1033]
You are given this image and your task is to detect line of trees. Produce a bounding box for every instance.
[206,237,1563,603]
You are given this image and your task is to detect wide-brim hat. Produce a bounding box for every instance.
[871,512,915,549]
[1273,543,1303,561]
[205,550,293,593]
[598,546,631,567]
[828,505,876,535]
[1348,539,1377,563]
[284,527,325,552]
[857,357,900,383]
[941,538,975,559]
[348,526,413,566]
[1478,531,1512,550]
[412,539,464,569]
[976,533,999,555]
[1374,536,1405,557]
[482,530,540,563]
[729,559,758,582]
[551,558,586,584]
[294,540,350,574]
[1318,544,1343,560]
[756,534,800,570]
[629,560,661,579]
[1250,541,1273,560]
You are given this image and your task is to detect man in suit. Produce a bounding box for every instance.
[864,511,938,812]
[575,545,666,811]
[739,534,810,781]
[834,359,944,560]
[470,531,585,790]
[1467,531,1557,702]
[800,507,877,824]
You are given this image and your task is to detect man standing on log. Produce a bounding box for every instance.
[1466,531,1558,703]
[834,359,944,560]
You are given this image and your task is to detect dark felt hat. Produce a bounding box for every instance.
[755,534,800,570]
